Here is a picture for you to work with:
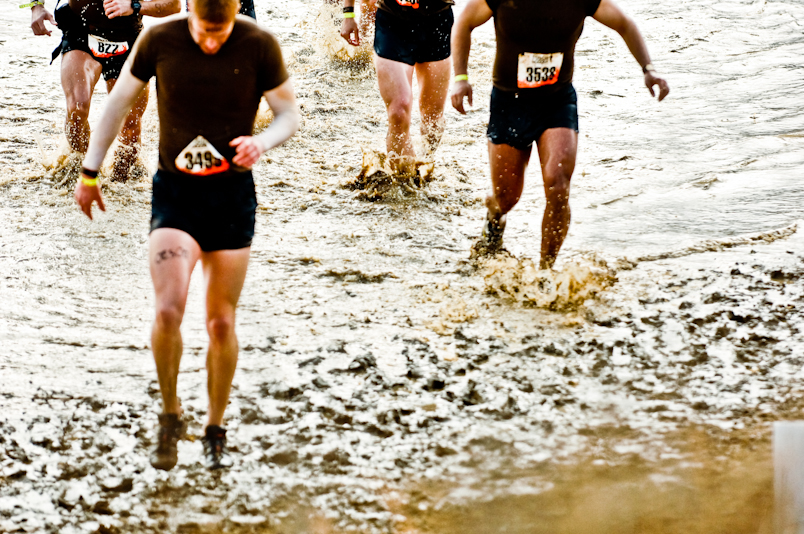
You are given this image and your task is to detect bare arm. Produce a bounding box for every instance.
[75,65,146,219]
[103,0,181,19]
[30,4,56,36]
[83,67,147,172]
[450,0,493,114]
[229,79,300,168]
[592,0,669,101]
[340,0,359,46]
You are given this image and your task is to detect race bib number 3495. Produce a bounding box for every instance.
[517,52,563,89]
[175,136,230,176]
[87,35,129,58]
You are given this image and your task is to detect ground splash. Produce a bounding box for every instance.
[479,253,617,309]
[345,148,436,201]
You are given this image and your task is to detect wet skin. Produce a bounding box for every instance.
[451,0,669,269]
[30,0,179,180]
[341,1,451,170]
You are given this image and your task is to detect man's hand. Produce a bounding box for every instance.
[230,136,265,168]
[31,5,56,36]
[645,71,670,101]
[340,18,359,46]
[75,176,106,220]
[104,0,133,19]
[450,80,473,114]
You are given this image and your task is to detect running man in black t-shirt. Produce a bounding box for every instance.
[451,0,669,268]
[75,0,300,470]
[29,0,180,181]
[340,0,454,170]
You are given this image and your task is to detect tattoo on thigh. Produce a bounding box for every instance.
[155,246,189,265]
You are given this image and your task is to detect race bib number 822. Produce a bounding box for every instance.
[87,35,129,58]
[517,52,563,89]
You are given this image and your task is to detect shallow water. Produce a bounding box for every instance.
[1,0,804,532]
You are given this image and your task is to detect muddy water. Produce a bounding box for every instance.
[2,0,804,532]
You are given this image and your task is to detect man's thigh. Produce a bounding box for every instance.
[536,127,578,175]
[374,55,414,107]
[61,50,102,103]
[149,228,202,308]
[201,248,251,315]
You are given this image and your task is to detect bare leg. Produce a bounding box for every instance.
[106,78,149,182]
[149,228,201,416]
[375,55,415,172]
[535,128,577,269]
[60,50,102,153]
[201,248,250,428]
[414,57,451,158]
[487,140,532,218]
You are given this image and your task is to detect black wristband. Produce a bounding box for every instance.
[81,167,99,178]
[343,6,355,13]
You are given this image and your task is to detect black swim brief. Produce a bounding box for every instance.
[374,8,453,66]
[51,3,140,82]
[150,170,258,252]
[487,84,579,151]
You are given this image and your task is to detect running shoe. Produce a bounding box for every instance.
[478,210,507,254]
[202,425,234,470]
[149,413,185,471]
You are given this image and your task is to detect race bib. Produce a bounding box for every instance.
[517,52,563,89]
[175,136,230,176]
[87,35,129,58]
[396,0,419,8]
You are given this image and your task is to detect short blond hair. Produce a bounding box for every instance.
[192,0,239,23]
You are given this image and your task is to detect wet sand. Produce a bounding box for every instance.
[2,0,804,532]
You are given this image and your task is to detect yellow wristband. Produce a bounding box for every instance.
[81,176,99,187]
[20,1,44,7]
[454,74,468,82]
[343,12,355,18]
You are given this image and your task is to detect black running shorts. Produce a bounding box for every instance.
[150,170,258,252]
[486,84,579,151]
[51,4,140,82]
[374,8,453,66]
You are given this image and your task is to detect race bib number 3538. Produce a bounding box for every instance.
[175,136,230,176]
[517,52,563,89]
[87,35,129,58]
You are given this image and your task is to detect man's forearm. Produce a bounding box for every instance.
[140,0,180,17]
[452,23,472,75]
[255,110,300,153]
[84,70,146,171]
[618,19,653,70]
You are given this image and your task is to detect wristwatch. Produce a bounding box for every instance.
[131,0,141,16]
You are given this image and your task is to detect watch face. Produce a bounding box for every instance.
[132,1,141,10]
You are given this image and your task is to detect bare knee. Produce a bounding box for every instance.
[387,98,412,130]
[544,168,572,206]
[66,94,92,122]
[207,315,235,343]
[155,304,184,332]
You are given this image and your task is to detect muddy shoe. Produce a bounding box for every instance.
[202,426,233,470]
[149,413,185,471]
[472,210,507,257]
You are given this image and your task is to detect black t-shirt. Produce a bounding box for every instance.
[377,0,453,21]
[486,0,601,93]
[129,16,289,176]
[68,0,142,33]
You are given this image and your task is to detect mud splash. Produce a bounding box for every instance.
[479,253,616,309]
[345,148,436,201]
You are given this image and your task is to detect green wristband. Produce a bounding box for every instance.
[20,1,44,7]
[343,12,355,18]
[454,74,468,82]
